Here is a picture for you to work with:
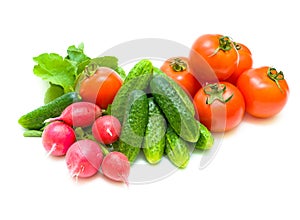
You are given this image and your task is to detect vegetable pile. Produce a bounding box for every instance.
[18,34,289,185]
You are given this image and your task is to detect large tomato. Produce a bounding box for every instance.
[160,57,201,97]
[79,67,123,109]
[189,34,238,83]
[193,82,245,132]
[227,42,253,85]
[237,66,289,118]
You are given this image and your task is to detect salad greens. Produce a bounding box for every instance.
[33,43,121,103]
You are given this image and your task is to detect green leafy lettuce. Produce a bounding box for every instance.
[33,43,121,103]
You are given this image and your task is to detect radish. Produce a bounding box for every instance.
[101,151,130,184]
[92,115,121,144]
[45,102,101,127]
[66,139,103,178]
[42,121,76,156]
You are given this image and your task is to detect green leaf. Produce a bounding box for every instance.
[33,53,77,93]
[66,43,90,64]
[89,56,118,70]
[44,83,64,104]
[76,58,91,75]
[66,43,91,74]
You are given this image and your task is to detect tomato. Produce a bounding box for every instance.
[227,42,253,85]
[79,67,123,109]
[193,82,245,132]
[160,57,201,97]
[189,34,238,83]
[237,66,289,118]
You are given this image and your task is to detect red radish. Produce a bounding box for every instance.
[101,151,130,184]
[92,115,121,144]
[66,139,103,178]
[42,121,76,156]
[46,102,102,127]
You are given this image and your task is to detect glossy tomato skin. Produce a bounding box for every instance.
[160,57,201,97]
[237,66,289,118]
[193,82,245,132]
[189,34,238,83]
[227,43,253,85]
[79,67,123,109]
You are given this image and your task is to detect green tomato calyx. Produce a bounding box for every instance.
[267,67,284,93]
[209,36,234,57]
[169,57,187,72]
[204,83,233,104]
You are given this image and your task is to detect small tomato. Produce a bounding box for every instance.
[190,34,238,83]
[193,82,245,132]
[160,57,201,97]
[79,67,123,109]
[227,42,253,85]
[237,66,289,118]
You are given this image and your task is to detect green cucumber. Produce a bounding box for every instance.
[165,126,191,169]
[119,90,149,163]
[153,67,195,115]
[124,59,153,84]
[111,59,153,122]
[150,74,200,142]
[195,122,214,150]
[142,97,166,164]
[18,92,81,130]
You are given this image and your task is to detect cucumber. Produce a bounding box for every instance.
[150,74,200,143]
[124,59,153,84]
[111,59,153,122]
[153,67,195,115]
[165,126,191,169]
[119,90,149,163]
[195,122,214,150]
[18,92,81,130]
[142,97,166,164]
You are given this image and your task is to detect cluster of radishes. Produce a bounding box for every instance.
[42,102,130,184]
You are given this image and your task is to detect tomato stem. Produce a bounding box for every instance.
[169,57,187,72]
[84,62,98,77]
[209,36,234,57]
[267,67,285,93]
[233,42,241,50]
[204,83,233,104]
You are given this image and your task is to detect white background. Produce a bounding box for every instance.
[1,0,299,219]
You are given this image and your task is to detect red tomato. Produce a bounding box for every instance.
[79,67,123,109]
[193,82,245,132]
[237,66,289,118]
[227,42,253,85]
[160,57,201,97]
[189,34,238,83]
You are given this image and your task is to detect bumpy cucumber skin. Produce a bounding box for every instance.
[18,92,81,130]
[195,122,214,150]
[150,74,200,143]
[165,126,191,169]
[124,59,153,84]
[153,67,195,115]
[111,60,153,122]
[119,90,149,163]
[142,97,166,164]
